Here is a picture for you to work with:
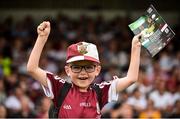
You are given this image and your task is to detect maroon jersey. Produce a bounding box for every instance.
[42,72,119,118]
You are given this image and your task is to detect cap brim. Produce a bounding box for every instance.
[66,56,100,63]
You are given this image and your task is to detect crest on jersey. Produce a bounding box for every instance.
[77,42,88,54]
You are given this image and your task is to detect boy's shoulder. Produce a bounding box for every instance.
[94,80,112,89]
[46,71,67,84]
[94,76,119,89]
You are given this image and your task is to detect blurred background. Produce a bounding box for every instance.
[0,0,179,118]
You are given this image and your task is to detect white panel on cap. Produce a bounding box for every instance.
[66,56,85,63]
[84,43,99,61]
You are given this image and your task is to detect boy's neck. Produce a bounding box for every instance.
[73,83,89,92]
[79,88,88,92]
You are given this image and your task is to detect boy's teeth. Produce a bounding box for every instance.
[79,78,87,80]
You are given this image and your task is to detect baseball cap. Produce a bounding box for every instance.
[66,42,100,63]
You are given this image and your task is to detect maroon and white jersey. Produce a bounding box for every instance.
[42,72,119,118]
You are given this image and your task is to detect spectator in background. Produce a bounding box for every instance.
[0,79,6,104]
[4,86,23,117]
[101,102,123,118]
[19,95,36,118]
[159,51,174,74]
[102,101,134,118]
[170,100,180,118]
[0,104,7,118]
[4,85,34,117]
[138,69,153,95]
[127,87,147,116]
[149,79,172,113]
[139,98,161,119]
[119,103,134,118]
[36,96,51,118]
[103,65,120,82]
[166,66,180,106]
[4,72,19,95]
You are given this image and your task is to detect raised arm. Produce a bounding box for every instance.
[116,34,141,92]
[27,21,50,87]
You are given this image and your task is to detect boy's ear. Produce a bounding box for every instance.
[95,65,101,76]
[65,65,70,76]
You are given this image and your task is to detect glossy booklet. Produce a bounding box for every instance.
[129,5,175,57]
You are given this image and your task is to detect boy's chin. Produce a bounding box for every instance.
[78,83,90,88]
[75,82,91,90]
[72,79,93,88]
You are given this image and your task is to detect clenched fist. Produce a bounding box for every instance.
[37,21,51,37]
[132,33,142,48]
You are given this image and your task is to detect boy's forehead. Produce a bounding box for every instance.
[70,60,96,65]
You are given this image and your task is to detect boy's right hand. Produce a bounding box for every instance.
[37,21,51,38]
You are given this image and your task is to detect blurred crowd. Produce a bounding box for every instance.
[0,13,179,118]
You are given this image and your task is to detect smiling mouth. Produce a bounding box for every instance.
[78,78,88,80]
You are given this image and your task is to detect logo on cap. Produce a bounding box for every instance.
[77,42,88,54]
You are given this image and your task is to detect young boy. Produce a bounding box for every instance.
[27,21,142,118]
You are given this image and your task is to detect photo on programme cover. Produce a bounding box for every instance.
[128,4,175,57]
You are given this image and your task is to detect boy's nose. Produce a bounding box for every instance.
[79,67,87,74]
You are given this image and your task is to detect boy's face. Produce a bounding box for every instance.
[65,60,101,90]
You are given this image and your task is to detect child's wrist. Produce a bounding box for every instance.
[38,35,48,39]
[132,43,140,48]
[132,44,141,52]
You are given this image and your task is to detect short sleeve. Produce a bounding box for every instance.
[41,72,66,105]
[108,79,119,102]
[97,79,119,107]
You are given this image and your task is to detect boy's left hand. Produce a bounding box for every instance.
[132,33,142,48]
